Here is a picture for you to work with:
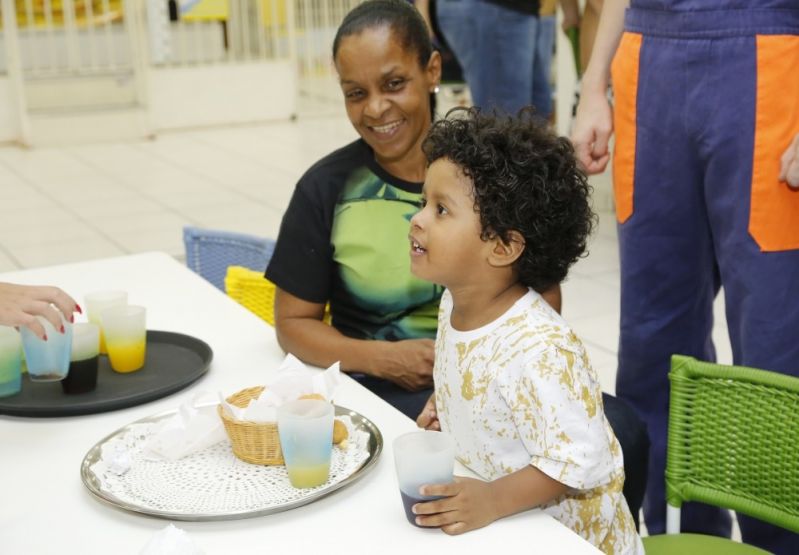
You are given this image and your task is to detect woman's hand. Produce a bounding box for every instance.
[0,283,80,339]
[571,85,614,175]
[412,477,500,535]
[780,132,799,189]
[416,392,440,430]
[376,338,435,391]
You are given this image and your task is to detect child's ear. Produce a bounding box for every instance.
[487,231,525,268]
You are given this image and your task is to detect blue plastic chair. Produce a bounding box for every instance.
[183,226,276,291]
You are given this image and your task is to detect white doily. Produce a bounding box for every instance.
[89,416,371,516]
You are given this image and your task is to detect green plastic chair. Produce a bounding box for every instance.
[643,355,799,555]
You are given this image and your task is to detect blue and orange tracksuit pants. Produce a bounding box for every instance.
[611,3,799,553]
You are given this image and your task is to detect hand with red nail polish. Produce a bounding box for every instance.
[0,282,80,340]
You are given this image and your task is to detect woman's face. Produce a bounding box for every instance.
[334,26,441,174]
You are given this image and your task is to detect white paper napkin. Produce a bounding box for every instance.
[143,393,227,461]
[226,354,342,423]
[140,524,204,555]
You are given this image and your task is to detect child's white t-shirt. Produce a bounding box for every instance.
[434,288,643,555]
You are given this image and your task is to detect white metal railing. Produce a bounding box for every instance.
[294,0,359,106]
[0,0,132,77]
[1,0,361,140]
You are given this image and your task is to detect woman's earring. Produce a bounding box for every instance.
[432,85,440,94]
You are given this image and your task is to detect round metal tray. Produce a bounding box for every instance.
[80,404,383,521]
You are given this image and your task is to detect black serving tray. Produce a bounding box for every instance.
[0,331,212,417]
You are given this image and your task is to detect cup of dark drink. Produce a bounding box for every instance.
[393,430,455,526]
[62,323,100,394]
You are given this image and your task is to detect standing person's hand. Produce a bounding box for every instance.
[560,0,580,31]
[571,86,614,174]
[0,283,81,339]
[376,338,435,391]
[416,393,440,430]
[780,132,799,189]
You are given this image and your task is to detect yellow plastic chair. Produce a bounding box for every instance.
[225,266,331,327]
[224,266,277,326]
[642,355,799,554]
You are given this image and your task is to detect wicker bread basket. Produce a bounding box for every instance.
[218,385,284,465]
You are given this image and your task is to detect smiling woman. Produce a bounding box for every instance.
[265,0,443,418]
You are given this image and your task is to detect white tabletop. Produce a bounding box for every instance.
[0,252,599,554]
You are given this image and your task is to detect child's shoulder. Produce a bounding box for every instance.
[513,291,586,357]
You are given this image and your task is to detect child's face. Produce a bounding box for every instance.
[409,158,488,287]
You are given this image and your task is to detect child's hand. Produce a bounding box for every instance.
[415,393,440,430]
[412,477,499,535]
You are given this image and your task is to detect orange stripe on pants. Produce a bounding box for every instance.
[611,33,642,224]
[750,35,799,252]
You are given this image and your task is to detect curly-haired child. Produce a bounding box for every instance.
[409,107,643,554]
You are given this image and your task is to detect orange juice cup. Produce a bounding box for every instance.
[84,290,127,355]
[101,305,146,373]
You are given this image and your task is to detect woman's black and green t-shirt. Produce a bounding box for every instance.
[266,139,443,341]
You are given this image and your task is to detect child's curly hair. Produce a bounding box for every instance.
[422,107,595,291]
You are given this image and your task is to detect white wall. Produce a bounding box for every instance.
[0,77,21,143]
[149,61,296,131]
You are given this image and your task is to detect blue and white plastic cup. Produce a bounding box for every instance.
[19,315,72,382]
[393,430,455,526]
[0,326,22,397]
[277,399,334,488]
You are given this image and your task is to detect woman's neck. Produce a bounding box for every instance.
[448,281,528,332]
[376,147,428,183]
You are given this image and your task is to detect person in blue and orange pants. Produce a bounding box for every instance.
[572,0,799,553]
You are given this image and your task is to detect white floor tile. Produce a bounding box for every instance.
[110,228,186,256]
[0,248,20,272]
[8,236,124,268]
[561,275,621,321]
[570,312,621,356]
[1,220,100,248]
[92,210,189,235]
[0,206,79,233]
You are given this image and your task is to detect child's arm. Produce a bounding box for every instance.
[412,465,568,535]
[415,393,440,430]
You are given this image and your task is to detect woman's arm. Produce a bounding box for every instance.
[274,287,435,391]
[412,466,568,534]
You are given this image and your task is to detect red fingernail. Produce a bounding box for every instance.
[76,304,83,314]
[60,325,65,334]
[43,334,48,341]
[69,315,74,323]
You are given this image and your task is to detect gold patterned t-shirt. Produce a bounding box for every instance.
[434,289,643,554]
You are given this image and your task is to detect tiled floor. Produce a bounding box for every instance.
[0,113,733,395]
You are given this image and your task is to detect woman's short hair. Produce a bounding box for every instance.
[333,0,433,69]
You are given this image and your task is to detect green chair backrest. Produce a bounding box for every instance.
[666,355,799,533]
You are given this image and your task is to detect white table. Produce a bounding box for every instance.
[0,252,599,554]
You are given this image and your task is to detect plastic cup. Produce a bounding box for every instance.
[84,290,127,354]
[101,305,146,373]
[277,399,334,488]
[19,315,72,382]
[62,323,100,394]
[0,326,22,397]
[393,430,455,526]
